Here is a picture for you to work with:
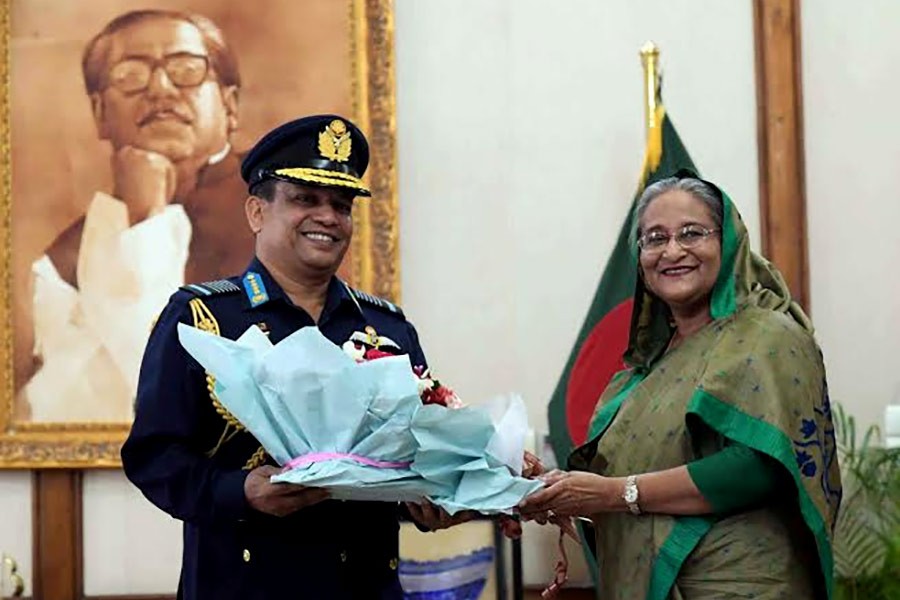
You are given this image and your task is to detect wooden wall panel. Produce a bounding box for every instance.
[32,470,82,600]
[753,0,810,311]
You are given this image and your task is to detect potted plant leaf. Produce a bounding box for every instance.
[832,404,900,600]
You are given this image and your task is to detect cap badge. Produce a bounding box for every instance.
[318,119,352,163]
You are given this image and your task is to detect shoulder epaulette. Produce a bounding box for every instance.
[350,288,404,317]
[181,279,241,297]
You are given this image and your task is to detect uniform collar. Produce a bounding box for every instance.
[240,257,364,319]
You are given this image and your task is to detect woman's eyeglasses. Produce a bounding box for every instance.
[637,224,719,253]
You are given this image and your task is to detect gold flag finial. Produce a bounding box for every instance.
[640,41,661,141]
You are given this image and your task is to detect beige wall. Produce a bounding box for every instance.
[0,472,31,596]
[802,0,900,435]
[82,472,182,595]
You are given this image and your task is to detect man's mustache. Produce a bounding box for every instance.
[137,104,193,126]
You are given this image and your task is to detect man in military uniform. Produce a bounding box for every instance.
[122,115,463,599]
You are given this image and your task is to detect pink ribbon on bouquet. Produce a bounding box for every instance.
[282,452,412,472]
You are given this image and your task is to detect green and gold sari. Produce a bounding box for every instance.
[570,184,841,599]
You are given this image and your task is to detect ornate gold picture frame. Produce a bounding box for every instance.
[0,0,398,467]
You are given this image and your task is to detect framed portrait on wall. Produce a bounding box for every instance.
[0,0,399,467]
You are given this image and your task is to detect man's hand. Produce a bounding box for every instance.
[405,501,477,532]
[244,465,330,517]
[498,515,523,539]
[490,451,546,539]
[112,146,177,224]
[522,450,545,479]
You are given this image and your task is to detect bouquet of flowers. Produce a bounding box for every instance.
[177,323,542,514]
[341,333,463,409]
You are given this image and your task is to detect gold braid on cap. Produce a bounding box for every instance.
[273,167,370,194]
[188,298,245,458]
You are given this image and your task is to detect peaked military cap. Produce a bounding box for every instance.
[241,114,371,196]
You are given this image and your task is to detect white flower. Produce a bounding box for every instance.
[416,376,435,396]
[342,340,365,362]
[445,394,465,409]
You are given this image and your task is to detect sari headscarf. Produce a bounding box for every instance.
[571,172,841,599]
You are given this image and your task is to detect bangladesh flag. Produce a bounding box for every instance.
[545,95,697,574]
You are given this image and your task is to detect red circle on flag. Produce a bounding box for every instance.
[565,299,634,446]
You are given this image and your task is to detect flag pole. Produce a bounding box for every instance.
[640,41,661,141]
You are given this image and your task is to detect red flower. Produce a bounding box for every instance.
[421,384,452,407]
[418,377,462,408]
[363,347,395,361]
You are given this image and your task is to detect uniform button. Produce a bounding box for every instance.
[340,551,348,563]
[389,558,399,570]
[242,549,251,563]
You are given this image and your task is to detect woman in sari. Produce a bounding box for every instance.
[519,172,841,599]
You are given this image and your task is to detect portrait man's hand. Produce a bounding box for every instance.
[244,465,331,517]
[112,145,177,224]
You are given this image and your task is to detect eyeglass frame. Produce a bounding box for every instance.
[636,224,720,254]
[101,52,214,94]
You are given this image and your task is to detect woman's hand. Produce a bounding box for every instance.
[517,470,621,520]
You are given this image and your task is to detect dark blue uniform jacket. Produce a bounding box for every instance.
[122,258,427,600]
